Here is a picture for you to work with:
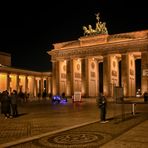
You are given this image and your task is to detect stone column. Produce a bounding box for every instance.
[25,75,28,93]
[66,60,70,96]
[32,77,35,97]
[66,59,74,96]
[46,78,48,95]
[103,54,120,97]
[52,61,55,95]
[34,78,37,97]
[81,58,89,97]
[103,55,112,96]
[141,51,148,93]
[47,77,52,95]
[121,53,128,96]
[56,61,60,95]
[41,78,44,96]
[16,74,19,93]
[95,60,99,97]
[86,58,99,97]
[52,61,60,95]
[58,60,67,95]
[36,79,39,96]
[7,73,10,93]
[121,53,136,96]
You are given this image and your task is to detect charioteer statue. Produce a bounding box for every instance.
[83,12,108,36]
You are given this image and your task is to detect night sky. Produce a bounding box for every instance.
[0,1,147,72]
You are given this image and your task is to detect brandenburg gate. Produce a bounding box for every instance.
[48,14,148,98]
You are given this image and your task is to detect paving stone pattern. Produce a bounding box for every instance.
[0,98,148,147]
[9,113,148,148]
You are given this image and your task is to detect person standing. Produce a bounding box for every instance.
[0,90,11,119]
[10,90,18,118]
[97,93,108,123]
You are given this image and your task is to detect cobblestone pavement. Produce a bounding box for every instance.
[0,98,148,147]
[101,120,148,148]
[8,113,148,148]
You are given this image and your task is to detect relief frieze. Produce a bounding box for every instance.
[75,73,81,78]
[61,73,66,79]
[130,69,134,76]
[91,72,95,77]
[112,70,117,77]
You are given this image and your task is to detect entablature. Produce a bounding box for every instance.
[50,37,148,61]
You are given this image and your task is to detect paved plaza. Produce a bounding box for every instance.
[0,98,148,147]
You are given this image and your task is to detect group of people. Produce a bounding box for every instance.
[0,89,107,122]
[0,90,18,119]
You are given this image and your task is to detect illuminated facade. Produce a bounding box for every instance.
[0,52,52,101]
[48,30,148,97]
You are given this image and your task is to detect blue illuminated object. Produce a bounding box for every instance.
[52,95,67,104]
